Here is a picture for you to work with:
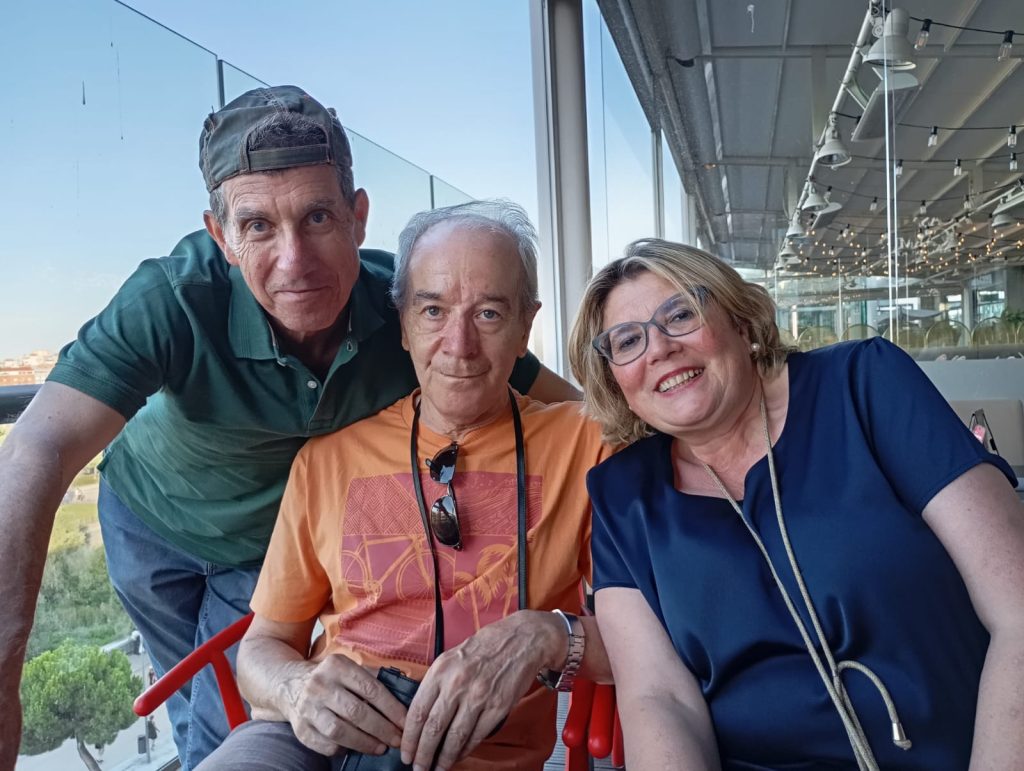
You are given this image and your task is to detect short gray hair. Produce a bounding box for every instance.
[391,200,540,315]
[209,111,356,225]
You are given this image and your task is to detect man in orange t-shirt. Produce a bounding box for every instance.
[198,200,611,771]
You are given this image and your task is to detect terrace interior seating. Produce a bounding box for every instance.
[948,398,1024,477]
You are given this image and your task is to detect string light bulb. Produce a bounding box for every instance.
[895,159,904,177]
[918,200,927,216]
[915,19,932,50]
[1011,153,1019,172]
[1009,125,1018,148]
[953,158,962,176]
[928,126,938,147]
[999,30,1014,62]
[869,197,879,212]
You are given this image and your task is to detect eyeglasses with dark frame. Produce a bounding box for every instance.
[425,442,463,550]
[592,290,707,366]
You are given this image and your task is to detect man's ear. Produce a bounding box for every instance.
[351,188,370,247]
[203,210,239,266]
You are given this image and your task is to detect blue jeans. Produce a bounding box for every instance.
[99,479,262,771]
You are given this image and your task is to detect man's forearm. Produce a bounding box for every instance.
[0,433,72,769]
[526,364,582,403]
[237,635,317,722]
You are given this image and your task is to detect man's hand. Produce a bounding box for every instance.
[279,654,409,758]
[400,610,565,770]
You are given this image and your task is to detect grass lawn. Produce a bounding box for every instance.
[71,469,100,488]
[50,502,99,552]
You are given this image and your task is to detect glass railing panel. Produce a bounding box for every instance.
[431,177,473,209]
[350,132,433,251]
[2,0,216,366]
[221,61,268,103]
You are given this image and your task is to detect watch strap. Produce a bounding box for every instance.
[537,609,585,692]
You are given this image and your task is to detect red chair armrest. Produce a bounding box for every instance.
[133,611,255,730]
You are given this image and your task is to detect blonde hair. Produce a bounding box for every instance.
[568,238,793,445]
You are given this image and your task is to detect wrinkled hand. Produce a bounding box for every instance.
[283,654,408,758]
[400,611,563,770]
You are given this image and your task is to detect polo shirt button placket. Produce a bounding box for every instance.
[306,379,318,390]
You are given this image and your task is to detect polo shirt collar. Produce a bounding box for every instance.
[227,261,388,361]
[227,266,277,360]
[346,263,387,344]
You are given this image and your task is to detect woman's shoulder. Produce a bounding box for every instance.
[588,432,670,488]
[791,338,912,386]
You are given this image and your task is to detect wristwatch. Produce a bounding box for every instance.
[537,609,585,692]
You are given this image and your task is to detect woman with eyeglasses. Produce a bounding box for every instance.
[567,238,1024,770]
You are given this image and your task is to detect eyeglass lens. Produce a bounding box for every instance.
[596,293,703,365]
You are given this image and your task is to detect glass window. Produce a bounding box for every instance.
[583,0,655,270]
[661,132,684,243]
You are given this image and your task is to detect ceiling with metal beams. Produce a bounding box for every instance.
[597,0,1024,286]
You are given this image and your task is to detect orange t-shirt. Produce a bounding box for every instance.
[252,391,610,770]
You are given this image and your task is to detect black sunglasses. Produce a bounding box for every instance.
[425,443,463,550]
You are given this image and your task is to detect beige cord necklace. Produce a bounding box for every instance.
[700,391,911,771]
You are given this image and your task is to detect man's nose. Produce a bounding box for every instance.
[443,314,479,357]
[644,323,681,362]
[276,228,314,271]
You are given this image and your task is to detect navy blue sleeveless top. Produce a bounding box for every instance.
[589,338,1017,770]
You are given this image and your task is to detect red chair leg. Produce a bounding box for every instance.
[562,678,595,748]
[587,684,615,759]
[211,651,249,729]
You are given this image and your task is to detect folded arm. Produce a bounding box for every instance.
[526,363,582,402]
[922,463,1024,771]
[597,586,721,770]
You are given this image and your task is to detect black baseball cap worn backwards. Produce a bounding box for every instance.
[199,85,351,192]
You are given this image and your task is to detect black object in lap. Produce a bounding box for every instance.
[339,667,420,771]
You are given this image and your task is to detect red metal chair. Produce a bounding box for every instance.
[562,679,624,769]
[133,611,254,730]
[133,610,623,769]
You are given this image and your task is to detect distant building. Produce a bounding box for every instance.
[0,365,35,386]
[0,350,57,384]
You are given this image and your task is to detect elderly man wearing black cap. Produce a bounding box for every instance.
[0,86,577,771]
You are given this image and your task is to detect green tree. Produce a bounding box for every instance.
[28,548,132,658]
[20,641,143,771]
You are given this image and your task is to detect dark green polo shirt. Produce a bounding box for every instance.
[48,230,540,566]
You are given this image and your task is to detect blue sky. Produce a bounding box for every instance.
[1,0,540,359]
[124,0,540,213]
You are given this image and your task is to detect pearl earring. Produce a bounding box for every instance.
[750,342,761,352]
